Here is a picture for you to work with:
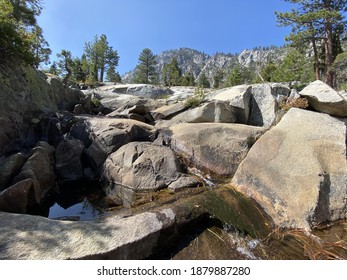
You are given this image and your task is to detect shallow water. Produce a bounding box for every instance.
[48,198,103,221]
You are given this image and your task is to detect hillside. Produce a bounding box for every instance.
[122,46,288,84]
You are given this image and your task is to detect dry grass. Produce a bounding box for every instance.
[266,226,347,260]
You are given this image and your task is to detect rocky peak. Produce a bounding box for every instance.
[122,46,288,84]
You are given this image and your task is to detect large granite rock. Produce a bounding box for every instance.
[126,84,173,99]
[0,208,195,259]
[248,84,277,127]
[161,123,265,178]
[0,142,55,213]
[102,142,198,192]
[300,80,347,117]
[0,153,27,191]
[0,64,83,155]
[150,102,187,121]
[55,138,85,181]
[232,108,347,229]
[156,100,237,127]
[70,117,156,173]
[210,85,252,124]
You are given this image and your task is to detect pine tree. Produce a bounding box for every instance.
[133,48,158,84]
[276,0,347,86]
[162,58,182,86]
[271,48,315,83]
[84,34,119,82]
[181,72,195,86]
[57,49,74,84]
[49,61,60,76]
[0,0,50,65]
[198,72,210,88]
[31,25,51,69]
[106,65,122,83]
[213,70,224,89]
[225,67,243,87]
[261,63,278,82]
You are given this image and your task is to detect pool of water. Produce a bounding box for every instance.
[48,198,103,221]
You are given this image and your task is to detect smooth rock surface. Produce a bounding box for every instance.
[156,101,237,127]
[102,142,197,191]
[210,84,252,124]
[164,123,265,177]
[232,108,347,229]
[300,80,347,117]
[0,208,182,259]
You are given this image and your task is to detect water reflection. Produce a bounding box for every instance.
[49,198,103,221]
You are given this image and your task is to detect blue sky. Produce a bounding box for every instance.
[38,0,294,74]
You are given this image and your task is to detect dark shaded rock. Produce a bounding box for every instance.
[0,179,37,213]
[0,153,27,191]
[55,138,85,181]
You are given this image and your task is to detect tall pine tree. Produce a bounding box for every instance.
[133,48,158,84]
[276,0,347,86]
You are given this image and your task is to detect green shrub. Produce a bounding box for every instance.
[184,87,205,108]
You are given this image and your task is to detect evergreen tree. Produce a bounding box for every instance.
[106,65,122,83]
[181,71,195,86]
[213,70,224,89]
[198,72,210,88]
[225,67,243,87]
[71,57,87,83]
[49,61,60,76]
[333,52,347,89]
[31,25,51,69]
[271,48,315,83]
[0,0,50,65]
[57,49,74,84]
[84,34,119,82]
[276,0,347,86]
[261,63,278,82]
[162,58,182,86]
[133,48,158,84]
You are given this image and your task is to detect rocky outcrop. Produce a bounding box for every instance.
[160,123,265,178]
[0,64,83,155]
[232,108,347,229]
[150,102,187,121]
[107,104,155,124]
[156,101,237,127]
[101,142,199,192]
[70,117,156,174]
[209,85,252,124]
[248,83,290,127]
[0,142,55,213]
[300,80,347,117]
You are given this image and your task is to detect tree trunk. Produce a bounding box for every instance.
[312,38,320,80]
[324,0,335,87]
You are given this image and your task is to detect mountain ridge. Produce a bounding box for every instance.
[122,46,288,84]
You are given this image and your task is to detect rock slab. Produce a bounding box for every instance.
[232,108,347,229]
[300,80,347,117]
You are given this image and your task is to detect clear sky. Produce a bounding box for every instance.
[37,0,294,74]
